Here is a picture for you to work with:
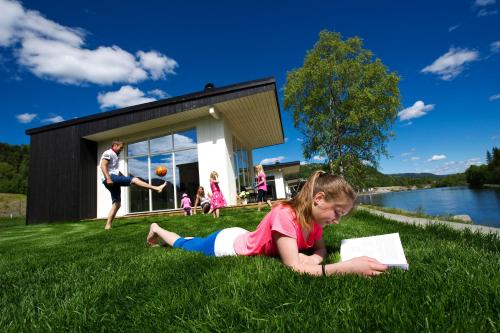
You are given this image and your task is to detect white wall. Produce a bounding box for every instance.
[268,171,286,199]
[196,115,237,205]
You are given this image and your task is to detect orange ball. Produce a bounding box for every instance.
[155,165,167,177]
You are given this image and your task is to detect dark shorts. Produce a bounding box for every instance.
[257,189,267,202]
[173,230,222,256]
[184,207,192,215]
[201,202,210,213]
[103,174,133,203]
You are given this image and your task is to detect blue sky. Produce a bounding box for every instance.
[1,0,499,175]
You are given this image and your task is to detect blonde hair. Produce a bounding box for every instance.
[209,171,218,180]
[282,171,356,230]
[197,186,205,197]
[255,164,264,174]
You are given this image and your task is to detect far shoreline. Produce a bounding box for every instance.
[358,185,431,196]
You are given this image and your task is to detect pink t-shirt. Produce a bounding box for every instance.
[180,197,191,208]
[233,204,323,257]
[257,172,267,191]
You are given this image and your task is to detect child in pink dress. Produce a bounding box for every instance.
[208,171,226,218]
[255,164,273,212]
[180,193,192,216]
[146,171,388,277]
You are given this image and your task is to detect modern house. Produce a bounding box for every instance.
[25,77,283,224]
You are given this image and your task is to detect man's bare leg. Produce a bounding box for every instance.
[146,223,182,247]
[131,177,167,193]
[105,202,121,230]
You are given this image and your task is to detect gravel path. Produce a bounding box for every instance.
[358,206,500,235]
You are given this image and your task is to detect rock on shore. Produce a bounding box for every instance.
[453,215,473,223]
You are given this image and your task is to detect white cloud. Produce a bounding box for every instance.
[42,114,64,123]
[427,154,447,162]
[260,156,285,165]
[0,0,24,46]
[491,41,500,52]
[148,89,168,99]
[313,155,325,161]
[398,101,435,121]
[300,160,308,165]
[448,24,460,32]
[15,112,37,123]
[284,137,289,142]
[421,48,479,80]
[477,8,498,16]
[475,0,496,5]
[410,156,421,161]
[489,93,500,101]
[137,50,177,80]
[98,86,157,110]
[296,138,303,142]
[0,0,178,85]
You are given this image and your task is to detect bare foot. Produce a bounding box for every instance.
[157,182,167,193]
[146,223,158,246]
[104,223,112,230]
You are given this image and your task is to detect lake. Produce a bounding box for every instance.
[357,186,500,228]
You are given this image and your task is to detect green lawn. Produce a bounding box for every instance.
[0,208,499,332]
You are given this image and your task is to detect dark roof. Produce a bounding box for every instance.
[26,76,278,135]
[262,161,301,170]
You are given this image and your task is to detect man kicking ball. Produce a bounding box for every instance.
[100,141,166,230]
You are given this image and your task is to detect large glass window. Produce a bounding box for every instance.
[128,155,149,212]
[126,128,199,213]
[151,153,175,210]
[233,137,250,192]
[174,129,197,150]
[127,141,148,157]
[175,149,199,207]
[150,135,173,155]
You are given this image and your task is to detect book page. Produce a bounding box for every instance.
[340,233,409,270]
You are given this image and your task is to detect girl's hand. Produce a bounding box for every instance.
[298,253,318,265]
[340,256,388,276]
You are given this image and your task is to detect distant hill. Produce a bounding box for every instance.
[389,173,448,179]
[285,163,466,188]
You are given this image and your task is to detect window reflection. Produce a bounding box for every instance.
[151,154,175,210]
[150,135,173,154]
[129,156,149,212]
[127,140,148,157]
[174,129,197,150]
[175,149,199,206]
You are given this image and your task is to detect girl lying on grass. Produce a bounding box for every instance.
[146,171,388,277]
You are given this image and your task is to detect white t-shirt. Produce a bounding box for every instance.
[100,148,120,181]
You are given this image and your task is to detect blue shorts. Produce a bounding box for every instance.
[173,230,222,256]
[103,174,133,203]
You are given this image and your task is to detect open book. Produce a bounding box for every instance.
[340,233,409,270]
